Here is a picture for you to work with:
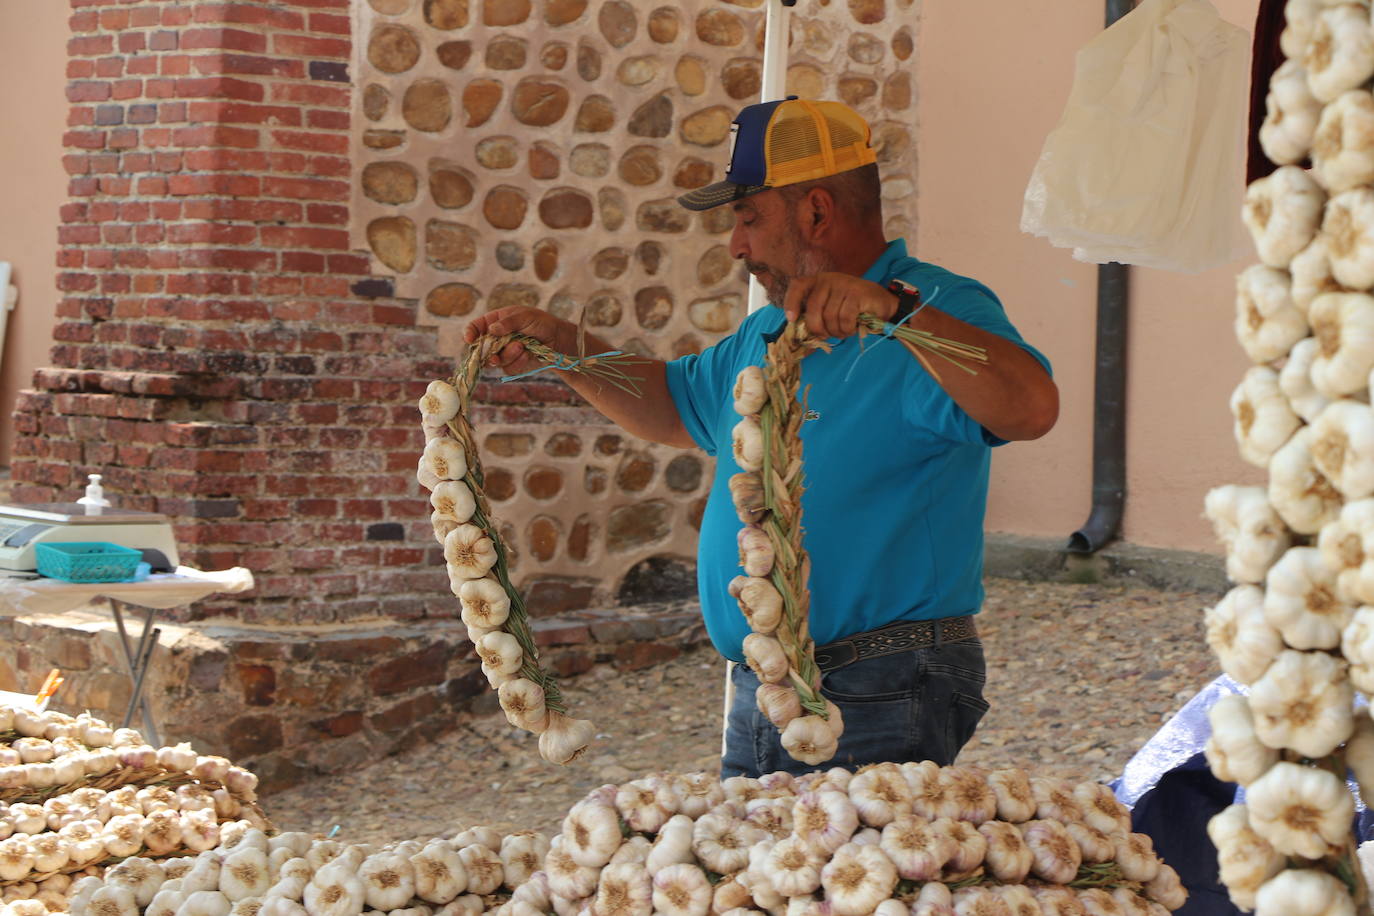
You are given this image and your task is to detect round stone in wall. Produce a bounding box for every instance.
[636,241,666,274]
[525,467,564,500]
[484,0,530,25]
[884,71,912,110]
[483,186,529,230]
[673,156,712,188]
[785,65,824,100]
[368,25,421,73]
[892,26,913,60]
[486,433,535,457]
[689,294,741,332]
[571,143,611,178]
[593,247,629,279]
[617,55,661,87]
[599,187,627,231]
[575,94,615,132]
[528,517,559,562]
[598,0,637,48]
[568,515,593,562]
[403,79,452,132]
[616,452,656,492]
[545,0,587,26]
[700,206,734,234]
[680,106,732,146]
[533,239,559,281]
[634,286,673,330]
[696,8,744,46]
[585,466,608,495]
[648,7,680,42]
[361,161,419,204]
[672,333,702,358]
[871,120,910,165]
[848,32,884,64]
[620,336,653,358]
[595,434,623,456]
[423,0,469,29]
[489,282,541,310]
[495,241,524,270]
[839,75,878,108]
[696,245,732,286]
[665,454,703,492]
[485,467,516,501]
[539,187,594,228]
[426,283,480,316]
[512,78,571,126]
[426,220,478,271]
[629,94,674,138]
[636,199,690,233]
[721,58,760,100]
[585,291,623,326]
[363,130,404,150]
[367,217,417,273]
[475,136,519,170]
[607,500,672,552]
[849,0,885,23]
[542,41,569,69]
[462,79,503,127]
[363,84,390,121]
[688,496,706,531]
[369,0,410,13]
[529,142,560,179]
[577,38,602,80]
[545,432,582,457]
[548,289,576,319]
[486,35,527,69]
[675,55,706,95]
[436,40,472,69]
[618,145,663,186]
[802,20,835,57]
[429,163,475,209]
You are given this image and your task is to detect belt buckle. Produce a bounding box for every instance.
[814,641,857,672]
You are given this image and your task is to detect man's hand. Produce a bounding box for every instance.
[783,272,899,339]
[463,307,569,374]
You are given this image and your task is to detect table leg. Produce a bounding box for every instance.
[109,599,162,746]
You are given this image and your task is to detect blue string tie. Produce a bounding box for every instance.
[501,349,622,383]
[842,285,941,383]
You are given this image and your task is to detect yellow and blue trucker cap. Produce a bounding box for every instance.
[677,97,878,212]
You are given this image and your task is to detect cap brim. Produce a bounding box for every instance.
[677,180,768,211]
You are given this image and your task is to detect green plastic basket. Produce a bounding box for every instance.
[35,542,142,583]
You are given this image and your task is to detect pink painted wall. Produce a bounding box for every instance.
[917,0,1265,553]
[0,0,68,468]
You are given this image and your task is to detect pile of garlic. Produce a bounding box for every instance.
[418,374,593,766]
[1204,1,1374,911]
[54,764,1186,916]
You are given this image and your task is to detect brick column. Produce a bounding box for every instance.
[13,0,449,625]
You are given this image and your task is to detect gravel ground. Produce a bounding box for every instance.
[262,577,1218,846]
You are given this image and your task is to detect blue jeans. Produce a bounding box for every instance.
[721,637,988,778]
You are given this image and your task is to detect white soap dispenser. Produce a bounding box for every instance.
[76,474,112,515]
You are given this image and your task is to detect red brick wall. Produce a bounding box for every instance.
[12,0,453,625]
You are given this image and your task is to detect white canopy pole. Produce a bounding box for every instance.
[746,0,792,316]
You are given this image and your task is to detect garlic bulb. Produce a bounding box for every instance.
[734,366,767,416]
[1262,60,1324,167]
[539,713,595,765]
[1270,427,1344,534]
[459,577,511,630]
[456,844,502,897]
[561,801,621,868]
[1236,265,1309,364]
[737,527,775,578]
[1282,0,1322,59]
[791,790,858,856]
[89,885,141,916]
[219,848,270,903]
[692,811,764,875]
[1316,403,1374,511]
[499,833,547,891]
[1310,293,1374,397]
[1074,782,1131,836]
[1313,89,1374,191]
[650,863,711,916]
[420,381,461,427]
[1306,4,1374,102]
[669,775,724,820]
[1031,777,1086,824]
[847,764,913,828]
[410,842,467,905]
[1205,485,1291,584]
[543,845,598,901]
[358,852,415,911]
[1263,545,1352,648]
[1112,833,1162,884]
[1291,237,1340,316]
[1248,648,1354,756]
[431,481,476,525]
[1343,606,1374,692]
[976,821,1031,883]
[1323,191,1374,289]
[1282,337,1334,423]
[1209,805,1284,912]
[476,631,523,686]
[729,577,783,635]
[444,524,497,580]
[742,634,790,685]
[986,769,1036,824]
[590,862,651,916]
[498,679,549,733]
[0,838,33,883]
[422,437,467,483]
[1204,694,1278,786]
[616,778,676,834]
[729,472,767,525]
[780,716,838,766]
[818,843,896,916]
[1243,166,1325,269]
[1319,499,1374,602]
[731,417,764,471]
[1255,868,1355,916]
[1230,370,1301,469]
[1020,820,1080,885]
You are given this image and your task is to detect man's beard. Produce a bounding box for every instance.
[745,244,840,307]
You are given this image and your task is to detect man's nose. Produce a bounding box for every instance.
[729,221,749,260]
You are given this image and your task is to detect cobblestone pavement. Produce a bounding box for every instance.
[263,577,1218,845]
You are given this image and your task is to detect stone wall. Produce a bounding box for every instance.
[352,0,922,605]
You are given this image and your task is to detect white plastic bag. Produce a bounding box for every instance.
[1021,0,1252,273]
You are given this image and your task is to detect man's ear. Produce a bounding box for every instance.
[800,187,837,242]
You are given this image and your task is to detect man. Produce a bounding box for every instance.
[464,98,1058,777]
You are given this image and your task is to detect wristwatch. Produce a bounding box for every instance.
[886,278,923,324]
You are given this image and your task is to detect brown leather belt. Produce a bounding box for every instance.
[813,616,978,673]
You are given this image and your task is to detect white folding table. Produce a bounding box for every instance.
[0,567,254,744]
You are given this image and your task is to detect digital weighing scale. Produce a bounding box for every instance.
[0,503,180,573]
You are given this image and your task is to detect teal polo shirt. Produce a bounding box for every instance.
[664,239,1052,663]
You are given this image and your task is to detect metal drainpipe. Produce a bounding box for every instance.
[1066,0,1134,555]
